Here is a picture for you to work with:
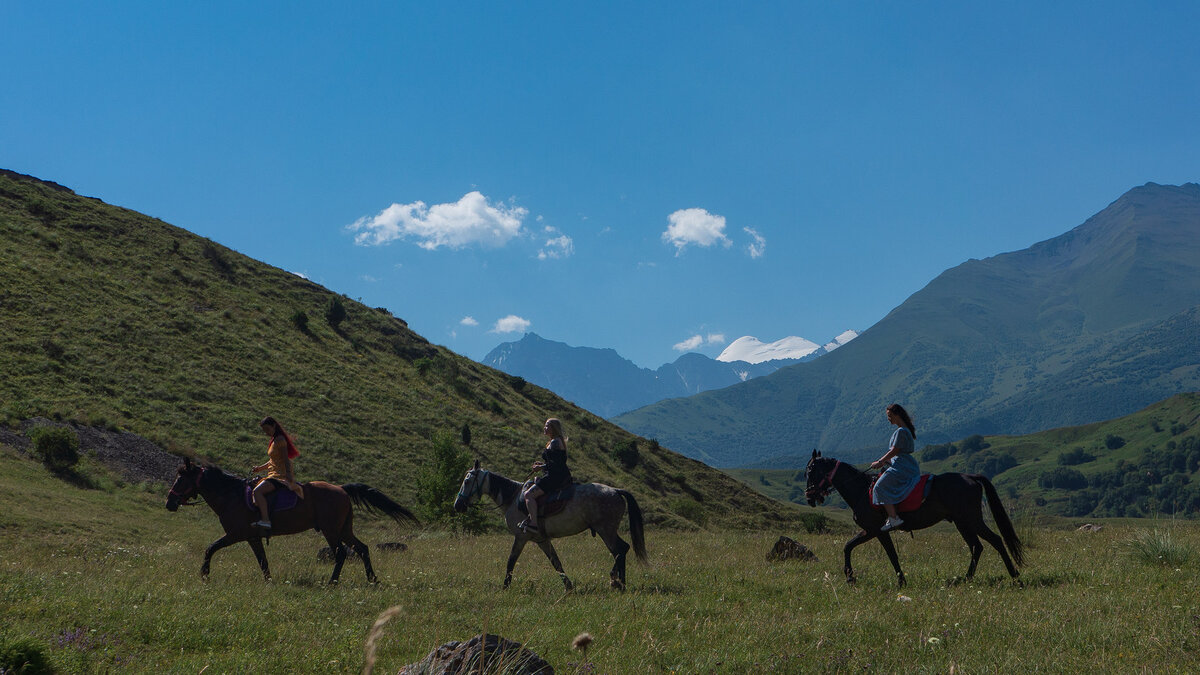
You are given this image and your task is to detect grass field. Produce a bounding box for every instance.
[3,445,1199,673]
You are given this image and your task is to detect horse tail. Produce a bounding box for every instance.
[978,475,1024,567]
[342,483,420,526]
[617,490,648,563]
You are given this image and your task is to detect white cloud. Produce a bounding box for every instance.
[707,333,726,345]
[349,191,528,250]
[744,227,766,259]
[538,226,575,260]
[360,274,379,283]
[460,316,479,327]
[662,208,731,255]
[673,334,704,351]
[491,315,531,334]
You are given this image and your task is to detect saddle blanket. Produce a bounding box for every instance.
[243,479,301,513]
[519,483,577,518]
[870,474,933,513]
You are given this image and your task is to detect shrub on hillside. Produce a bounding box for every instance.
[965,449,1017,477]
[414,432,487,533]
[1038,467,1087,490]
[291,310,309,332]
[324,297,347,329]
[1058,448,1097,466]
[1105,434,1127,450]
[799,511,830,534]
[612,439,641,469]
[0,636,52,674]
[29,425,80,472]
[670,497,706,526]
[921,442,956,461]
[959,435,990,456]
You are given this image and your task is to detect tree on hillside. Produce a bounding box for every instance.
[324,297,347,329]
[414,432,487,533]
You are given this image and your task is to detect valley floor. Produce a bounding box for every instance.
[2,446,1199,673]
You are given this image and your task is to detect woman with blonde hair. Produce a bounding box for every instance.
[520,418,573,534]
[250,416,305,530]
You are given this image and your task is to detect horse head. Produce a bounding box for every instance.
[166,457,204,511]
[453,459,487,513]
[804,449,838,507]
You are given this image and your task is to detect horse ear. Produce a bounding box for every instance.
[812,449,820,459]
[473,459,480,471]
[184,456,193,468]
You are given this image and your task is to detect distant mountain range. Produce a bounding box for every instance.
[614,182,1200,467]
[482,331,857,418]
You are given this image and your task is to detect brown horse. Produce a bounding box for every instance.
[805,449,1024,588]
[165,457,417,584]
[453,460,647,590]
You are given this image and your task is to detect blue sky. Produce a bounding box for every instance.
[4,2,1199,368]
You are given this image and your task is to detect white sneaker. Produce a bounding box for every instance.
[881,517,904,532]
[252,520,272,529]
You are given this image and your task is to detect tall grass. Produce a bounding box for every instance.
[1126,526,1193,567]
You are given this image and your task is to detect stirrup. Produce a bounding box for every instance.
[881,516,904,532]
[518,519,539,534]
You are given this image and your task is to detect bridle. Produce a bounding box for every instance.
[169,467,204,506]
[806,460,842,502]
[457,469,489,502]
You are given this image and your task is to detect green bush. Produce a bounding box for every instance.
[0,636,53,674]
[670,497,706,526]
[28,425,80,472]
[799,511,831,534]
[414,432,487,533]
[290,310,309,332]
[612,439,640,469]
[1105,434,1127,450]
[1058,447,1097,466]
[1038,467,1087,490]
[324,297,347,329]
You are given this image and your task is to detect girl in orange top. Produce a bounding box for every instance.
[250,416,304,529]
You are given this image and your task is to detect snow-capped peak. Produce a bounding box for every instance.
[823,329,859,352]
[717,336,821,364]
[716,331,859,364]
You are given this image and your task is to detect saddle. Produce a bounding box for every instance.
[243,479,302,514]
[518,482,577,519]
[869,474,933,514]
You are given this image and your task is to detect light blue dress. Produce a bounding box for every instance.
[872,427,920,505]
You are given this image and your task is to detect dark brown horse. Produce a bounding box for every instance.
[453,461,647,590]
[165,457,417,584]
[805,450,1024,587]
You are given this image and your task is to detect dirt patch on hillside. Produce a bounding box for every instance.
[2,419,182,485]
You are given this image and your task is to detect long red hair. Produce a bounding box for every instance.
[261,416,300,459]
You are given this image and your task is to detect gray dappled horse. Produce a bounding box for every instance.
[454,460,647,590]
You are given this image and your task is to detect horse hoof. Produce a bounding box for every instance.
[610,579,626,591]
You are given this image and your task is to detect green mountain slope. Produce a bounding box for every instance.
[0,169,798,529]
[726,392,1200,518]
[616,183,1200,466]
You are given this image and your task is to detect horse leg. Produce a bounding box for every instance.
[876,532,906,588]
[842,530,876,584]
[247,537,271,581]
[344,533,376,584]
[504,536,528,589]
[952,522,985,581]
[974,522,1021,581]
[535,539,573,591]
[200,534,237,580]
[598,526,631,590]
[324,533,349,585]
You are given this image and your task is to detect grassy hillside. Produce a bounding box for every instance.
[0,168,798,530]
[3,444,1200,673]
[727,392,1200,519]
[616,183,1200,465]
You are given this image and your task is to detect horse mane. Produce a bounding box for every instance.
[484,470,522,507]
[199,465,248,496]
